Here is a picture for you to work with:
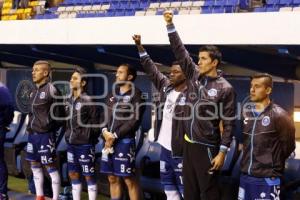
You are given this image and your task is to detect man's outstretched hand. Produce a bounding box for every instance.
[163,10,173,25]
[132,34,141,46]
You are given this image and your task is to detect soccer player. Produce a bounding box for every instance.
[238,73,295,200]
[163,11,236,200]
[133,34,186,200]
[26,60,63,200]
[0,82,14,200]
[65,67,99,200]
[100,64,145,200]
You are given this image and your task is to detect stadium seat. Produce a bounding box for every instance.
[225,5,237,12]
[266,0,280,5]
[170,1,182,8]
[178,7,190,14]
[215,0,227,6]
[266,6,280,11]
[279,0,293,5]
[160,2,171,8]
[204,0,215,6]
[125,9,135,16]
[253,6,266,11]
[145,9,156,15]
[129,1,139,9]
[149,2,160,9]
[226,0,239,6]
[156,8,165,15]
[213,6,226,12]
[5,111,22,143]
[181,1,193,8]
[201,6,213,13]
[220,137,239,175]
[293,0,300,4]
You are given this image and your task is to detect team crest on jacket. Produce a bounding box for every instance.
[75,102,81,110]
[39,92,46,99]
[178,96,186,105]
[262,116,270,126]
[208,88,217,97]
[123,95,131,103]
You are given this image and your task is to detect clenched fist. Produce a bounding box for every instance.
[163,10,173,25]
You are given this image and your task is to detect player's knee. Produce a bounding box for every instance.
[31,161,42,168]
[124,177,137,189]
[108,175,120,185]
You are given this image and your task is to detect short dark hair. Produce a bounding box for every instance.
[120,64,137,82]
[171,61,180,66]
[73,67,88,89]
[33,60,51,76]
[199,45,222,67]
[251,73,273,88]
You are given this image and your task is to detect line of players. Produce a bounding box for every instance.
[0,11,296,200]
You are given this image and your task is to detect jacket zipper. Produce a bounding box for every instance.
[69,99,75,143]
[30,88,39,130]
[248,115,258,175]
[110,101,119,132]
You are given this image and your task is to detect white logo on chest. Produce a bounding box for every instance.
[39,92,46,99]
[75,102,81,110]
[208,89,217,97]
[262,116,270,126]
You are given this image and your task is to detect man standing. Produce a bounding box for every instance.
[238,73,295,200]
[0,82,14,200]
[100,64,145,200]
[26,60,63,200]
[65,67,98,200]
[163,11,236,200]
[132,34,186,200]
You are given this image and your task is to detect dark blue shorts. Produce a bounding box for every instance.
[100,138,135,177]
[26,132,56,165]
[160,145,183,196]
[238,174,281,200]
[67,144,95,177]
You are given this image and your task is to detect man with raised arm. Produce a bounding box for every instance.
[133,34,187,200]
[163,11,236,200]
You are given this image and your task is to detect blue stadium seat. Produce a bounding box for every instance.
[226,0,239,5]
[139,0,150,9]
[213,6,226,12]
[115,9,126,16]
[110,1,120,9]
[253,7,267,11]
[279,0,293,5]
[266,6,280,11]
[204,0,215,6]
[293,0,300,4]
[129,1,140,9]
[125,9,135,15]
[266,0,280,4]
[119,1,128,9]
[201,6,213,13]
[105,10,115,16]
[156,8,165,15]
[225,5,236,12]
[215,0,227,6]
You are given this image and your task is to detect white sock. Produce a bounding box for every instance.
[72,182,82,200]
[88,184,97,200]
[31,167,44,196]
[165,190,181,200]
[49,170,61,200]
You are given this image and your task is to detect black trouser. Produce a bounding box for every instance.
[183,140,220,200]
[0,132,8,195]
